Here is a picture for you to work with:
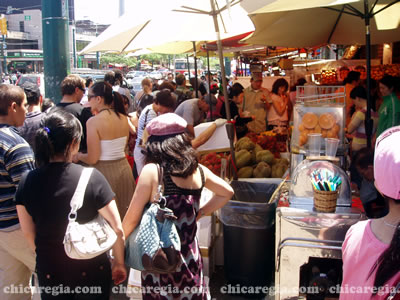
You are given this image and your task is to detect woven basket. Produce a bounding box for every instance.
[313,189,339,212]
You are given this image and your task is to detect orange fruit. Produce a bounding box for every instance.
[302,113,318,129]
[333,124,340,134]
[319,113,336,130]
[299,133,308,146]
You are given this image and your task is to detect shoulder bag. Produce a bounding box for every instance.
[63,168,117,259]
[125,165,181,273]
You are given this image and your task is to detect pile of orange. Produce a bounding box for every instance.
[298,112,340,146]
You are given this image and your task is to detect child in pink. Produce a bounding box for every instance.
[340,126,400,300]
[340,220,400,299]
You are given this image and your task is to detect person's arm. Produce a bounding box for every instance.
[197,164,234,221]
[271,94,288,116]
[347,111,363,134]
[16,205,36,251]
[127,115,136,136]
[75,118,101,165]
[186,125,195,137]
[98,200,127,285]
[122,163,158,237]
[191,119,227,149]
[129,112,139,129]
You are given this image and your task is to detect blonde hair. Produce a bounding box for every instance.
[141,78,152,93]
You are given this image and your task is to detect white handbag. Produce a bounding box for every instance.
[63,168,117,259]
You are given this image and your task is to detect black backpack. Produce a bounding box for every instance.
[136,94,154,117]
[174,90,192,106]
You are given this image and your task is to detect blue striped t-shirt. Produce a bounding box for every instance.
[136,104,157,146]
[0,124,35,231]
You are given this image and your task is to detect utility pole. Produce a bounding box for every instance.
[42,0,70,103]
[0,15,7,75]
[72,27,77,69]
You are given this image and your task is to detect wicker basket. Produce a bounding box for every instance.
[313,189,339,212]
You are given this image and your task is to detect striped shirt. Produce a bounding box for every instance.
[0,124,35,231]
[135,104,157,147]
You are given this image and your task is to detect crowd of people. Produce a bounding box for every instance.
[0,70,235,300]
[0,66,399,299]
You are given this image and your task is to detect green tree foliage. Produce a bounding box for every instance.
[100,53,138,68]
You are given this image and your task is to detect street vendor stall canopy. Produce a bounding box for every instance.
[240,0,400,148]
[240,0,400,47]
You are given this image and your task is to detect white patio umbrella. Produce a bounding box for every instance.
[81,0,255,177]
[241,0,400,147]
[80,0,254,55]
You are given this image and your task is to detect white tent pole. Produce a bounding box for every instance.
[210,0,237,179]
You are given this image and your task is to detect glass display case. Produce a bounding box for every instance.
[291,86,346,155]
[289,160,351,210]
[291,104,346,155]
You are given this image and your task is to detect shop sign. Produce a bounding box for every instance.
[15,62,26,67]
[22,52,43,58]
[24,15,31,21]
[8,52,21,57]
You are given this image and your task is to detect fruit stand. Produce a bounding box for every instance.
[199,132,290,180]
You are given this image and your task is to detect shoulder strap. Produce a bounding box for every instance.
[69,168,94,214]
[141,108,151,132]
[198,165,205,188]
[138,92,146,104]
[153,165,166,207]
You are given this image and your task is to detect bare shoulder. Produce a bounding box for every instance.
[86,114,98,127]
[140,163,159,179]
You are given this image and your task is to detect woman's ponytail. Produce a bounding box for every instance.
[112,90,127,116]
[34,127,54,167]
[34,108,82,167]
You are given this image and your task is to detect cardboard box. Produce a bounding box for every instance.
[279,58,293,70]
[194,122,233,153]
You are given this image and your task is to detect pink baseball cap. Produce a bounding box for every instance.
[374,126,400,200]
[146,113,187,137]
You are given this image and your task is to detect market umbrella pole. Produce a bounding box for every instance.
[207,48,213,120]
[193,41,199,98]
[364,0,372,148]
[210,0,237,179]
[186,54,191,84]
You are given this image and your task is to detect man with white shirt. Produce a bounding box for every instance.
[242,72,270,133]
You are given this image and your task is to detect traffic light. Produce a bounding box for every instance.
[0,15,7,35]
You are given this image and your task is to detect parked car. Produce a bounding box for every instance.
[128,77,145,95]
[148,71,162,80]
[16,73,45,97]
[135,71,148,78]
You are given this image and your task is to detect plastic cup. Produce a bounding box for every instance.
[307,133,322,157]
[325,138,339,158]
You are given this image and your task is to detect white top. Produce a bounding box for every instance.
[99,136,127,161]
[267,93,288,125]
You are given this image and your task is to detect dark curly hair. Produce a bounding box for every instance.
[145,133,198,178]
